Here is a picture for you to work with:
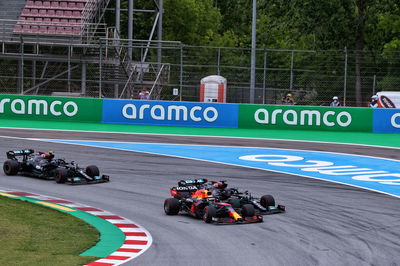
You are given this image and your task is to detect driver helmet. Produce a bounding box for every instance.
[40,151,54,159]
[371,95,378,100]
[212,181,227,189]
[332,96,339,100]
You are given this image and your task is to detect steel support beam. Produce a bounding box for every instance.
[249,0,257,104]
[157,0,163,68]
[128,0,133,59]
[81,63,87,96]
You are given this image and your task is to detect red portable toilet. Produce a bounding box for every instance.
[200,75,227,103]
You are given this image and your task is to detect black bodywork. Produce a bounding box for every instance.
[3,149,110,184]
[225,187,286,215]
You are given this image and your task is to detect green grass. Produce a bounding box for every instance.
[0,197,99,266]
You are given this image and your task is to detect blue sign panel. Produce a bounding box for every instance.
[102,99,238,128]
[373,109,400,133]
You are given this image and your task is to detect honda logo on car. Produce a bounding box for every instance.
[0,98,78,117]
[254,108,352,127]
[122,104,218,122]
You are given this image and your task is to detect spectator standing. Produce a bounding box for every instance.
[369,95,378,108]
[330,96,341,107]
[282,93,295,105]
[139,88,150,100]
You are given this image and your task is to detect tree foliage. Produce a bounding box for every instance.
[108,0,400,105]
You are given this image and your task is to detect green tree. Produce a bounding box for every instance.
[163,0,222,45]
[252,0,400,106]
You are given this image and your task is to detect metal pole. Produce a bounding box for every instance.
[116,0,120,33]
[289,50,294,90]
[99,44,102,98]
[372,74,376,95]
[115,0,121,99]
[249,0,257,104]
[343,47,348,106]
[262,49,267,104]
[157,0,163,68]
[68,46,71,93]
[179,45,183,102]
[20,37,24,94]
[32,45,36,88]
[81,63,87,96]
[217,47,221,76]
[128,0,133,59]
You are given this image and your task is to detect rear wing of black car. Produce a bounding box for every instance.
[6,149,34,160]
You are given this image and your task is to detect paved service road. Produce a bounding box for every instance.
[0,128,399,266]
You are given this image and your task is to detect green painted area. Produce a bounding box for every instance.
[0,193,125,257]
[0,94,102,123]
[74,212,125,257]
[239,104,373,132]
[1,119,399,148]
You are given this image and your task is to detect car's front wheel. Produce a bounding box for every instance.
[203,205,217,223]
[241,204,255,217]
[260,195,275,208]
[86,165,100,177]
[3,160,19,176]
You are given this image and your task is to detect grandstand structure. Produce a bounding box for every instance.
[0,0,170,99]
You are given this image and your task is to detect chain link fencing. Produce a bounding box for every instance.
[0,38,399,107]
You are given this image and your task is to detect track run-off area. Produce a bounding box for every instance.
[1,127,400,266]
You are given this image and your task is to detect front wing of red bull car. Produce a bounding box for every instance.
[203,201,265,224]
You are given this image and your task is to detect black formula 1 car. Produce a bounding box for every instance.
[164,179,285,224]
[3,149,110,184]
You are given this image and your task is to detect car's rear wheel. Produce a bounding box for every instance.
[164,198,180,215]
[3,160,19,176]
[241,204,255,217]
[260,195,275,207]
[55,168,68,184]
[228,198,241,208]
[86,165,100,177]
[203,205,217,223]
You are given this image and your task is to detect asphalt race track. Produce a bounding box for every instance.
[1,128,400,266]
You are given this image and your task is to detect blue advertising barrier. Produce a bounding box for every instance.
[102,99,239,128]
[373,109,400,133]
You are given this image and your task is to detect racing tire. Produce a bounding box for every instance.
[241,204,255,217]
[164,198,180,215]
[203,205,217,223]
[228,198,241,208]
[260,195,275,207]
[86,165,100,177]
[55,168,68,184]
[3,160,19,176]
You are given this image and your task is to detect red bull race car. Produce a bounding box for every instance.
[164,179,285,224]
[3,149,110,184]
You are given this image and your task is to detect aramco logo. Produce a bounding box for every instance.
[0,98,78,117]
[122,104,219,122]
[254,108,352,127]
